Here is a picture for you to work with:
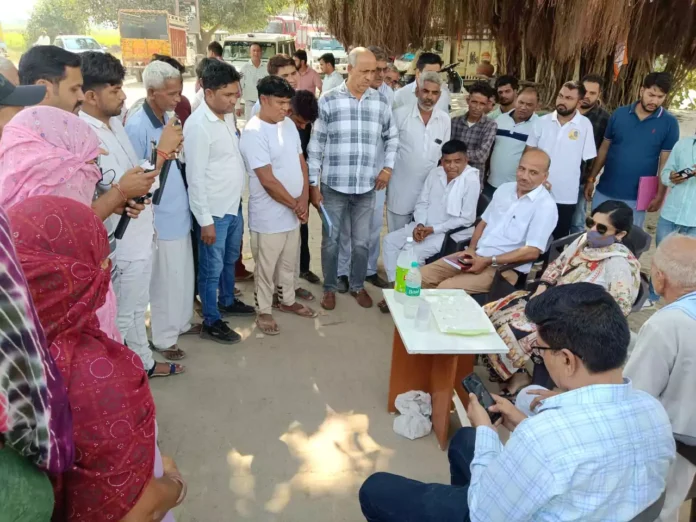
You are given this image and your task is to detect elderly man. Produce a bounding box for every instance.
[18,45,84,114]
[624,234,696,521]
[0,59,46,137]
[124,60,199,363]
[360,283,675,521]
[308,47,398,310]
[237,43,268,122]
[387,70,451,232]
[393,52,450,113]
[385,64,400,90]
[79,54,183,377]
[420,147,557,294]
[336,45,396,292]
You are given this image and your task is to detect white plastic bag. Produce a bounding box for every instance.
[393,390,432,440]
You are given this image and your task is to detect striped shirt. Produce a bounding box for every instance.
[307,82,398,194]
[468,379,675,521]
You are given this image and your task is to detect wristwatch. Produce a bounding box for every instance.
[491,255,499,268]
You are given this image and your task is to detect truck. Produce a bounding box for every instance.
[118,10,192,82]
[306,32,348,75]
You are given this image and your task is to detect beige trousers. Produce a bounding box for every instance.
[420,248,517,293]
[251,227,300,314]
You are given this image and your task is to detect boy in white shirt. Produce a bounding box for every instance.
[379,140,480,311]
[240,76,317,335]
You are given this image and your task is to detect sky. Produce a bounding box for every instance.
[0,0,38,24]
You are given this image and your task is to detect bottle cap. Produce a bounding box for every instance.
[411,261,418,267]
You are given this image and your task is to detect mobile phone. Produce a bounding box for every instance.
[462,373,501,423]
[677,167,695,179]
[457,254,473,271]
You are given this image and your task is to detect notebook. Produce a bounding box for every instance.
[636,176,659,211]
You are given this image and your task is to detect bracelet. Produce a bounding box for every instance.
[167,472,187,506]
[112,182,128,203]
[156,149,170,161]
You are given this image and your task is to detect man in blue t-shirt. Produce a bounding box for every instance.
[585,72,679,228]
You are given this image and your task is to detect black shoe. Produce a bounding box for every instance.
[366,274,389,289]
[300,270,321,285]
[200,320,241,345]
[218,298,255,317]
[337,275,349,294]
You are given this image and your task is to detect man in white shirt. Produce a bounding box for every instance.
[79,52,184,377]
[239,76,316,335]
[387,71,451,232]
[379,140,479,310]
[392,52,450,113]
[337,45,398,291]
[624,234,696,522]
[237,43,269,123]
[368,46,395,108]
[526,81,597,239]
[486,86,539,198]
[185,59,255,345]
[320,53,343,94]
[421,148,558,294]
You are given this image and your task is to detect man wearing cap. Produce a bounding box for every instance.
[0,63,46,137]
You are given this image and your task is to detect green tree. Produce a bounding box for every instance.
[25,0,90,47]
[198,0,289,47]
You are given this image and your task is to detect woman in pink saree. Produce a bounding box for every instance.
[0,106,120,342]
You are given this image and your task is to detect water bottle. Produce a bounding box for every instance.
[404,261,422,319]
[395,237,416,303]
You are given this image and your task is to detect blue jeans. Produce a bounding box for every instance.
[592,189,646,228]
[320,184,375,292]
[197,209,243,325]
[648,216,696,301]
[359,427,474,522]
[570,185,587,234]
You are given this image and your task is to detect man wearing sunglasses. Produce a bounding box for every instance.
[360,283,674,522]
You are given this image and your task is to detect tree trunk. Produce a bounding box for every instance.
[199,25,220,54]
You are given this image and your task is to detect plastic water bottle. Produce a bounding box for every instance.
[404,261,422,319]
[395,237,416,303]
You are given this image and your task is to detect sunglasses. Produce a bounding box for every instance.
[585,217,609,235]
[530,344,584,365]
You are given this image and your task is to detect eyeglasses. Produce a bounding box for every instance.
[585,217,609,235]
[529,344,583,365]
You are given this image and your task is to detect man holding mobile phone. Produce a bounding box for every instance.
[359,284,674,522]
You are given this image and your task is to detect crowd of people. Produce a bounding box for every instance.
[0,38,694,521]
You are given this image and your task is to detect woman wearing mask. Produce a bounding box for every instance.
[9,196,185,521]
[0,106,151,343]
[483,200,641,395]
[0,206,73,520]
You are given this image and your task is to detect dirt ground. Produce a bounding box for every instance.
[128,81,693,520]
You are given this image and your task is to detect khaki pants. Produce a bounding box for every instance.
[421,249,517,293]
[251,227,300,315]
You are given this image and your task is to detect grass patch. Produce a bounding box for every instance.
[4,31,26,51]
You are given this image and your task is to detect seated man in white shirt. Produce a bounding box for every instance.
[421,147,558,294]
[360,283,675,522]
[378,140,479,311]
[239,76,317,335]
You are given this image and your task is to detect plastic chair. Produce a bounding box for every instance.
[628,490,666,522]
[625,226,652,260]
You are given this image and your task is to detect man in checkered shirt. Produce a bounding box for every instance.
[308,47,398,311]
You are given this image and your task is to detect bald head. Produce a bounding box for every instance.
[652,234,696,299]
[0,58,19,86]
[521,147,551,171]
[346,47,376,97]
[516,147,551,193]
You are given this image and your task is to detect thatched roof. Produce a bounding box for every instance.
[308,0,696,108]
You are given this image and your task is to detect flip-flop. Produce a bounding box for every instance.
[278,303,318,318]
[148,362,185,378]
[295,287,315,301]
[149,341,186,361]
[255,316,280,335]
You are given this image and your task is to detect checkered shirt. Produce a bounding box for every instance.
[307,83,398,194]
[468,379,675,521]
[450,113,498,177]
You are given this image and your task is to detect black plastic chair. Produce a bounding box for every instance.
[625,226,652,260]
[425,191,492,264]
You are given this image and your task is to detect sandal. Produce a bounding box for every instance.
[148,362,185,378]
[256,314,280,335]
[279,303,318,318]
[295,287,315,301]
[377,299,390,314]
[149,341,186,361]
[181,324,203,336]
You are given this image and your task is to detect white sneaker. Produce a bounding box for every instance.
[641,299,656,311]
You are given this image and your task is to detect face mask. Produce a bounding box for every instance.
[586,229,616,248]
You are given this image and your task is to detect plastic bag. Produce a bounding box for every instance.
[393,390,432,440]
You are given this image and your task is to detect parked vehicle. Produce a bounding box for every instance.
[295,22,325,50]
[53,35,105,54]
[264,16,301,38]
[307,33,347,75]
[118,9,191,81]
[222,33,296,71]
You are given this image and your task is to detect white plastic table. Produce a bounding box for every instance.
[384,289,507,449]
